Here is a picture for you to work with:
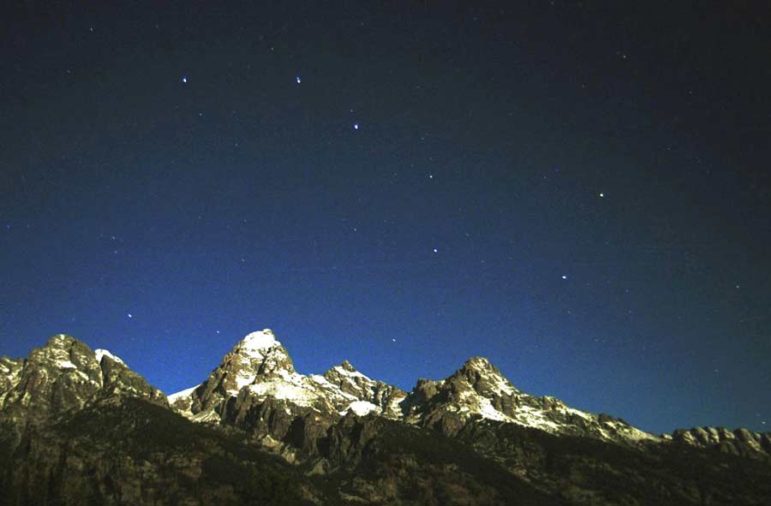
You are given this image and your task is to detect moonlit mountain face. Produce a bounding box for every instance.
[1,332,769,505]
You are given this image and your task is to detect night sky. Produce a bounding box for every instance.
[1,1,769,434]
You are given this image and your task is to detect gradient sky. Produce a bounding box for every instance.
[1,1,769,434]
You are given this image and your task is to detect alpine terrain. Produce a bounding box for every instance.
[1,330,769,505]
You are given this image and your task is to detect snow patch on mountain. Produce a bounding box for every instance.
[168,385,199,404]
[330,363,368,380]
[239,329,278,355]
[344,400,380,416]
[247,372,325,408]
[55,359,77,370]
[95,349,125,365]
[476,397,511,422]
[510,405,562,431]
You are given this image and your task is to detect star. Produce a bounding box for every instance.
[295,75,302,84]
[561,275,568,280]
[432,248,438,254]
[181,75,188,84]
[599,192,605,198]
[127,313,133,319]
[428,173,434,180]
[353,123,360,130]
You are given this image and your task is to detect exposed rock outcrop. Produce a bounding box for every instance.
[0,334,165,424]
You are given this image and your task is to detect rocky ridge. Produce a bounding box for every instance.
[0,334,166,424]
[170,330,657,450]
[672,426,771,459]
[2,330,770,505]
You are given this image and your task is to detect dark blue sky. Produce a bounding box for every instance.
[1,1,769,433]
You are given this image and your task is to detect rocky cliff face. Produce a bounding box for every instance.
[0,334,165,424]
[322,360,406,418]
[172,330,406,425]
[171,334,655,450]
[402,356,655,444]
[672,426,771,458]
[2,331,770,505]
[168,330,409,461]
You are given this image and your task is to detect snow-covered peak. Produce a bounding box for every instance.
[95,348,126,366]
[237,329,279,356]
[461,356,496,373]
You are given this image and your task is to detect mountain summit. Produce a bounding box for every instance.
[0,334,166,423]
[170,331,655,447]
[2,330,770,505]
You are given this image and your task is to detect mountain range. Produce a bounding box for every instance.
[1,330,769,505]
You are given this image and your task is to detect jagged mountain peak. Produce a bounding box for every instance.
[179,329,297,419]
[449,356,520,398]
[46,333,76,345]
[228,328,294,375]
[30,333,100,373]
[169,330,660,446]
[172,330,408,425]
[456,356,506,380]
[337,359,357,373]
[461,355,494,370]
[0,334,165,422]
[325,360,369,380]
[3,334,770,505]
[236,328,280,355]
[399,356,660,444]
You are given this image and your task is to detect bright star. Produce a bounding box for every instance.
[353,123,359,130]
[432,248,438,254]
[561,275,568,280]
[127,313,133,318]
[296,75,301,84]
[599,192,605,198]
[181,75,188,84]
